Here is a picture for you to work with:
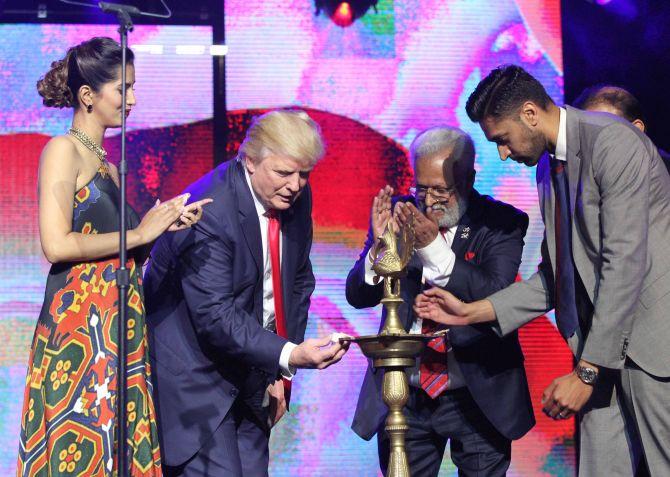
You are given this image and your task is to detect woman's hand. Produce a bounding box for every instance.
[168,198,213,231]
[134,194,189,245]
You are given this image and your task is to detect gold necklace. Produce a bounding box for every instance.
[68,127,110,177]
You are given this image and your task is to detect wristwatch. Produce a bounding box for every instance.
[575,365,598,385]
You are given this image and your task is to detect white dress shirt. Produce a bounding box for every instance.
[364,226,465,390]
[554,106,567,163]
[244,167,296,379]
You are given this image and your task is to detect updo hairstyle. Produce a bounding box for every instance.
[37,37,134,109]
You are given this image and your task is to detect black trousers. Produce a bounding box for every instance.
[378,387,511,477]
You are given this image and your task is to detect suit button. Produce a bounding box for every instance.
[230,388,238,397]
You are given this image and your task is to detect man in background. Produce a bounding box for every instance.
[573,84,670,172]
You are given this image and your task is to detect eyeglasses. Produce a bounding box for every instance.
[409,185,457,202]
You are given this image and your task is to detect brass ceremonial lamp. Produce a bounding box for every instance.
[343,218,433,477]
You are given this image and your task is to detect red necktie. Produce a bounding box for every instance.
[268,210,291,403]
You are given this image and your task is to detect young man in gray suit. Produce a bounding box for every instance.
[414,65,670,475]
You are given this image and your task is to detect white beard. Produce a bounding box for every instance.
[423,194,468,229]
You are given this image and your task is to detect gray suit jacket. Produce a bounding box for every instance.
[489,106,670,376]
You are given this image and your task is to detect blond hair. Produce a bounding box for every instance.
[239,110,325,166]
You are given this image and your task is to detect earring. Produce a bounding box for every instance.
[86,104,93,113]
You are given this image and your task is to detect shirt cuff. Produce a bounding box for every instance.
[279,342,297,379]
[416,234,456,287]
[364,249,382,285]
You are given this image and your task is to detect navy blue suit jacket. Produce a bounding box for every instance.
[144,160,314,466]
[347,190,535,441]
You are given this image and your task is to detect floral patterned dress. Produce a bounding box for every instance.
[17,169,162,476]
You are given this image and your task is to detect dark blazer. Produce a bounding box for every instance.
[347,190,535,441]
[143,160,314,466]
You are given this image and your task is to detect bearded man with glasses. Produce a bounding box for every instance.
[346,126,535,476]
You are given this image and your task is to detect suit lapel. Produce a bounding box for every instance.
[235,161,263,279]
[450,190,487,260]
[564,107,595,301]
[565,106,582,219]
[451,213,473,259]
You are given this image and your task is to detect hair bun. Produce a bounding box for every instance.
[37,55,74,108]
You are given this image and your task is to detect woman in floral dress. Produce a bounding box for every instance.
[17,37,210,476]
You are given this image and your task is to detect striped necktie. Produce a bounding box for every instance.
[419,318,449,398]
[419,228,450,398]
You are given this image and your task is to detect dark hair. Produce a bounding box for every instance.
[465,64,554,122]
[572,85,645,123]
[37,37,134,109]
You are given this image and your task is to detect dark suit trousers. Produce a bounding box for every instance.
[164,399,270,477]
[378,387,511,477]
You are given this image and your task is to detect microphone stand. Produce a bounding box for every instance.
[59,1,170,475]
[56,1,176,474]
[98,4,135,475]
